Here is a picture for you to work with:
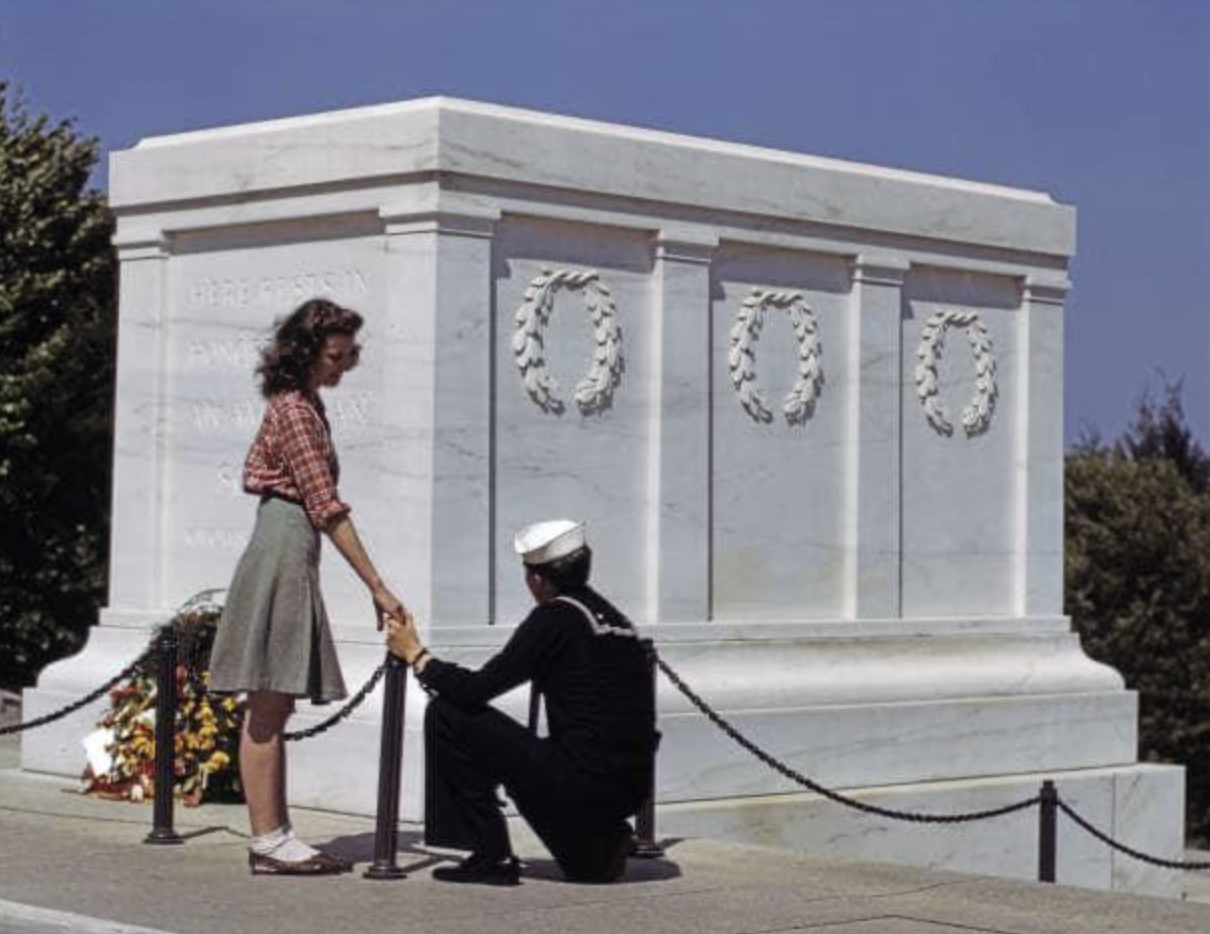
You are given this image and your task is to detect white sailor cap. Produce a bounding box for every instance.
[513,518,587,566]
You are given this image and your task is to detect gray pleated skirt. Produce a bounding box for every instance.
[208,496,348,704]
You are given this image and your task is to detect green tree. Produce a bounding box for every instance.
[1067,391,1210,842]
[0,83,116,689]
[1119,377,1210,492]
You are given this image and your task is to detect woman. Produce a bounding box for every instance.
[209,297,410,876]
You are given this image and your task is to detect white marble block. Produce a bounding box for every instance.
[23,98,1183,895]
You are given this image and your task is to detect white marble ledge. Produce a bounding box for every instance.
[648,642,1122,708]
[328,628,1122,707]
[98,607,1074,642]
[437,182,1072,284]
[109,97,1074,257]
[657,693,1138,799]
[113,178,1070,293]
[99,607,195,630]
[324,615,1074,649]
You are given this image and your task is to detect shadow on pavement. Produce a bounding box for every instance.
[316,829,444,873]
[520,854,682,885]
[318,829,683,884]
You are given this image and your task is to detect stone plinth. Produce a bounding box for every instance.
[22,98,1182,895]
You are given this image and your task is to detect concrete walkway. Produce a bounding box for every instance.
[2,736,1208,934]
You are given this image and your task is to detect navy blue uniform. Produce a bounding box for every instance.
[417,586,658,881]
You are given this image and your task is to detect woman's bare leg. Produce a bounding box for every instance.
[241,691,295,836]
[278,741,289,829]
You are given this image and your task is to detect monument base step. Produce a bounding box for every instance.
[655,764,1185,898]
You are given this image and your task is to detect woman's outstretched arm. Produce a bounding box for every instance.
[326,514,410,630]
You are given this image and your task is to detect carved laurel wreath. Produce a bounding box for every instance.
[512,267,623,415]
[914,309,998,437]
[728,289,824,424]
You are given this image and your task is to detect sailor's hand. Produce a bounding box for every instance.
[385,616,424,664]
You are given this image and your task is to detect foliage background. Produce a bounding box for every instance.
[0,83,116,690]
[1066,383,1210,843]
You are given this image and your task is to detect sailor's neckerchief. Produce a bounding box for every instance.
[553,595,639,640]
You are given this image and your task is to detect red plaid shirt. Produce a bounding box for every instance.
[243,391,350,530]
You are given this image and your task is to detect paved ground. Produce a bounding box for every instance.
[2,736,1209,934]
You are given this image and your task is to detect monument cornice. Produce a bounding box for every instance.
[1021,274,1071,306]
[378,205,501,239]
[109,97,1076,257]
[654,229,719,265]
[851,254,910,286]
[112,231,171,260]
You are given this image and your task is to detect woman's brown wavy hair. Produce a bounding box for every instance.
[257,298,364,398]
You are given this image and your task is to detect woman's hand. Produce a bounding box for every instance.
[372,585,410,632]
[385,617,425,665]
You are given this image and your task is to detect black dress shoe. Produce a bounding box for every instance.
[432,853,522,886]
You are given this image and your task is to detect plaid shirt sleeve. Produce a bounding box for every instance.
[276,399,350,530]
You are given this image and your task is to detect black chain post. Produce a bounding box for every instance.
[631,639,663,858]
[1038,779,1057,883]
[364,653,409,880]
[145,630,183,845]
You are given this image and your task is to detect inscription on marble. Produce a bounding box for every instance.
[325,391,375,428]
[188,336,270,370]
[188,268,370,310]
[185,390,376,436]
[216,461,244,497]
[182,527,248,551]
[190,399,262,434]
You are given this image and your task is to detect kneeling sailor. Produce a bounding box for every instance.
[386,519,659,885]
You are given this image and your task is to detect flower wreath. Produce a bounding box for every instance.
[83,590,244,806]
[728,288,824,425]
[914,308,998,437]
[512,267,623,415]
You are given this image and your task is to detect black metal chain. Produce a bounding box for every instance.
[1056,799,1210,871]
[653,653,1040,824]
[0,648,154,737]
[283,664,387,742]
[181,655,387,743]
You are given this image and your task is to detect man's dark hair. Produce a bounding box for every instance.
[531,546,592,592]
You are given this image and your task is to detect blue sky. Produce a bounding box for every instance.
[3,0,1206,446]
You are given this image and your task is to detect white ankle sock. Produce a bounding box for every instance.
[250,825,320,863]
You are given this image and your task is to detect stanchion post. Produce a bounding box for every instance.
[364,653,409,880]
[1038,779,1058,883]
[631,639,663,859]
[145,629,183,845]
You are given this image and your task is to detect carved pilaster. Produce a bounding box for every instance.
[846,254,909,619]
[649,231,717,621]
[377,206,500,625]
[1017,274,1070,616]
[106,232,172,615]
